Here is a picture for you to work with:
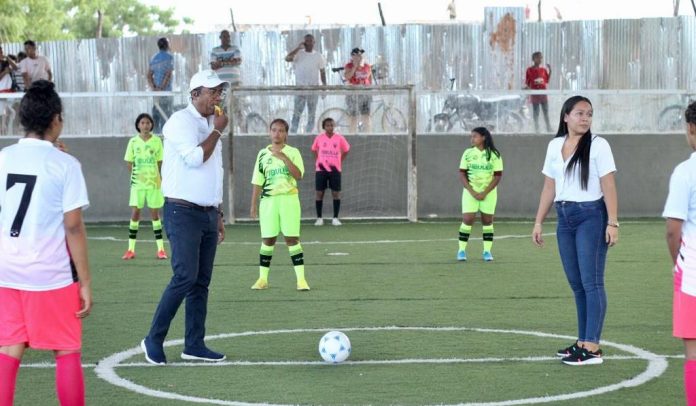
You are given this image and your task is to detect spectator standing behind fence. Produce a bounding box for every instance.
[524,51,552,133]
[10,53,26,92]
[18,41,52,89]
[210,30,242,87]
[344,48,372,134]
[0,46,17,133]
[285,34,326,134]
[447,0,457,20]
[147,38,174,134]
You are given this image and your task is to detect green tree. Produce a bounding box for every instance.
[0,0,70,42]
[65,0,190,39]
[0,0,192,42]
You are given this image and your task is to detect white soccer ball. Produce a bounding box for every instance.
[318,331,351,363]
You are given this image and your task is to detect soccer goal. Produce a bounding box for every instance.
[226,85,417,222]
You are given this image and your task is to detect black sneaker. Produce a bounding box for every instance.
[562,348,603,366]
[181,347,226,362]
[556,341,579,357]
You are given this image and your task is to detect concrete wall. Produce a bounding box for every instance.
[418,133,690,218]
[0,133,688,222]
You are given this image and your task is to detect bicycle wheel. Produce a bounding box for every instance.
[245,112,268,134]
[381,107,407,133]
[318,108,350,134]
[431,113,451,133]
[496,111,524,133]
[657,105,683,132]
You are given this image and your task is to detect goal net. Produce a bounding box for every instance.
[228,86,416,221]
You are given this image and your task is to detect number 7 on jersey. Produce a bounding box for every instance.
[6,174,37,237]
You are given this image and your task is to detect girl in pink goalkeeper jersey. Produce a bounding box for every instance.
[664,101,696,405]
[311,117,350,226]
[0,80,92,406]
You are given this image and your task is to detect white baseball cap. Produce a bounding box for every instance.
[189,70,229,92]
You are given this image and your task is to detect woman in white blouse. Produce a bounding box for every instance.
[532,95,619,366]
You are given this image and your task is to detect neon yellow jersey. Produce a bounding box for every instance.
[251,144,305,198]
[459,147,503,192]
[124,135,163,190]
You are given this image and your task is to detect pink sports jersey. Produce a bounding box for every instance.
[0,138,89,291]
[311,132,350,172]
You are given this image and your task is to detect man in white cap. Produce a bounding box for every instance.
[141,70,229,365]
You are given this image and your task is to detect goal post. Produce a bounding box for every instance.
[226,85,417,222]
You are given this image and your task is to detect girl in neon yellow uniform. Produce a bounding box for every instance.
[250,118,309,291]
[122,113,167,260]
[457,127,503,262]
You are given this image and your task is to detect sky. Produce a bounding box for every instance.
[142,0,695,33]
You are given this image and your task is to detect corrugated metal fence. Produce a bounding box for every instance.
[1,14,695,136]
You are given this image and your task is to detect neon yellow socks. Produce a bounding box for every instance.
[152,219,164,251]
[482,224,494,252]
[128,220,139,251]
[258,243,274,280]
[288,243,305,282]
[458,223,471,252]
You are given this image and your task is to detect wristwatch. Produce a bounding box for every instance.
[607,221,620,228]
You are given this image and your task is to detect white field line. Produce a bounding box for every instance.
[19,353,684,369]
[88,220,662,229]
[88,233,557,245]
[90,326,669,406]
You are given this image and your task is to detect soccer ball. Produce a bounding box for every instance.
[318,331,351,363]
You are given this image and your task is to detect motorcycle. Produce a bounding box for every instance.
[429,80,528,133]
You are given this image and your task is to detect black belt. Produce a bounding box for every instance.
[165,198,216,212]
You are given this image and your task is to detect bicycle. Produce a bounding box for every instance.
[317,67,407,134]
[657,95,694,132]
[229,94,293,134]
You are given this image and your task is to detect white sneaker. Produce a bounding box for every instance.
[331,218,342,226]
[314,218,324,226]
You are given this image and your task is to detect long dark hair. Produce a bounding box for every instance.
[472,126,500,161]
[555,96,593,190]
[19,80,62,138]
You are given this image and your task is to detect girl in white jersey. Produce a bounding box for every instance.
[664,101,696,405]
[0,80,92,406]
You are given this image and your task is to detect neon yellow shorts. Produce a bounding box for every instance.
[462,188,497,215]
[129,188,164,209]
[259,194,301,238]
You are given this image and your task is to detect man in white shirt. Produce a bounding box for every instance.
[141,70,229,365]
[285,34,326,133]
[18,40,52,89]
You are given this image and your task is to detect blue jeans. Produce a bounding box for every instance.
[146,201,219,352]
[152,96,173,134]
[291,95,318,134]
[555,198,609,344]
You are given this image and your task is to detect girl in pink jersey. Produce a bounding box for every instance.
[0,81,92,406]
[664,101,696,405]
[311,117,350,226]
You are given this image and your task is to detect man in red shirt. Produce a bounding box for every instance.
[524,51,551,133]
[344,48,372,133]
